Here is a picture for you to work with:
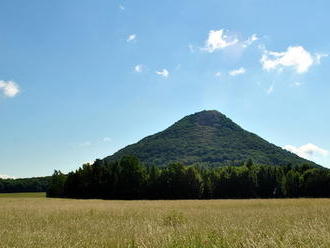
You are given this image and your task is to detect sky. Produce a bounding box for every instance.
[1,0,330,178]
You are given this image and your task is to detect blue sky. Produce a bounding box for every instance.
[1,0,330,178]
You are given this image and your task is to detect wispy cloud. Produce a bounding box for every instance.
[215,72,222,78]
[134,64,144,73]
[229,67,246,76]
[266,84,274,95]
[0,80,20,98]
[79,141,92,147]
[291,81,302,87]
[103,137,111,142]
[188,44,195,53]
[284,143,329,160]
[315,53,328,64]
[0,174,16,179]
[242,34,258,48]
[119,5,125,10]
[155,69,169,78]
[127,34,136,42]
[260,46,327,73]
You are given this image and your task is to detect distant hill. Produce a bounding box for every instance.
[104,110,318,167]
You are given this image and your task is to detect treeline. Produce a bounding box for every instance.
[47,156,330,199]
[0,177,50,193]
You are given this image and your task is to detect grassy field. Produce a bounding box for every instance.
[0,193,329,247]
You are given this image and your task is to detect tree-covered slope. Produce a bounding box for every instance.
[105,110,317,167]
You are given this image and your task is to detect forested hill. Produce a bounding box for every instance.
[105,110,317,167]
[0,176,50,193]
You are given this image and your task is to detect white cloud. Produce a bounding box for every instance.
[155,69,169,78]
[127,34,136,42]
[203,29,239,53]
[260,46,326,73]
[284,143,329,160]
[134,64,144,73]
[229,67,246,76]
[0,174,16,179]
[0,80,20,97]
[103,137,111,142]
[119,5,125,10]
[201,29,259,53]
[243,34,258,47]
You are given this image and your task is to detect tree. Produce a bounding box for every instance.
[47,170,66,197]
[245,158,254,169]
[185,167,203,199]
[47,156,330,200]
[117,155,146,199]
[282,170,301,197]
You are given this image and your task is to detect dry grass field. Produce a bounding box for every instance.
[0,193,329,248]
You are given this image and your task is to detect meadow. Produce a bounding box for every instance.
[0,193,329,248]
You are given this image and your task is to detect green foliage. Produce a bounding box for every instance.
[105,110,317,168]
[245,158,254,168]
[0,177,50,193]
[47,156,330,199]
[46,170,66,197]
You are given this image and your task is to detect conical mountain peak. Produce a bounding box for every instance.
[104,110,317,167]
[181,110,239,129]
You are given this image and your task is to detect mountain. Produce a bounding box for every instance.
[104,110,317,167]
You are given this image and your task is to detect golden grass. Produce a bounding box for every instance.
[0,194,329,247]
[0,192,45,198]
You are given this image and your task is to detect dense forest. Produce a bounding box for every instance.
[47,156,330,199]
[106,110,316,167]
[0,177,50,193]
